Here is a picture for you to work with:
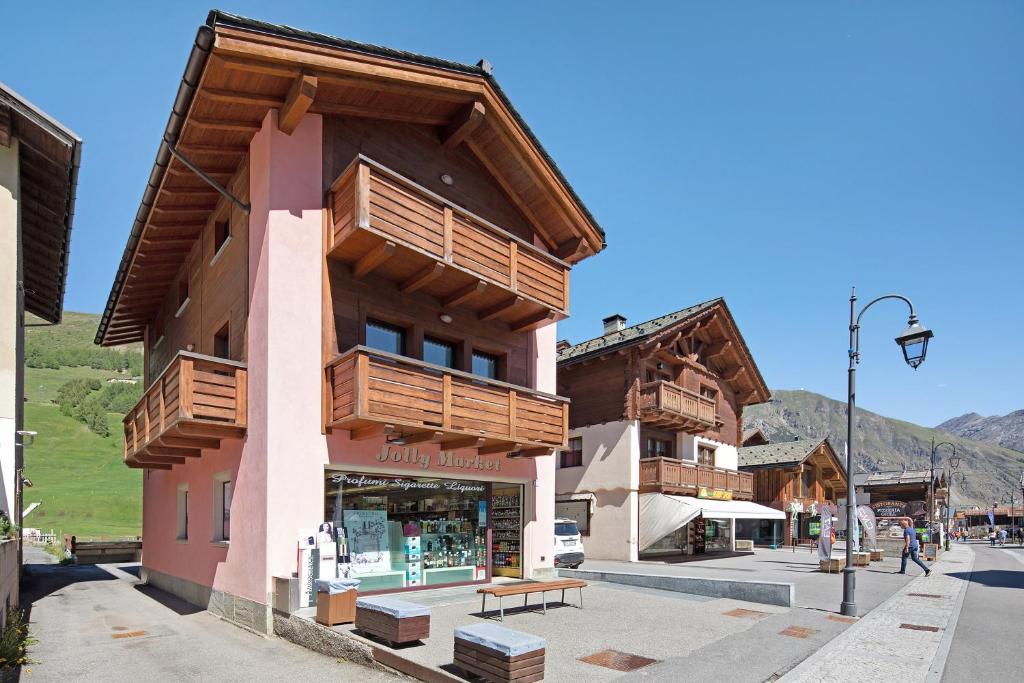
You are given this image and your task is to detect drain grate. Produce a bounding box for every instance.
[900,623,940,632]
[111,630,147,639]
[578,650,659,672]
[827,615,857,624]
[779,626,818,639]
[908,593,943,599]
[723,608,770,619]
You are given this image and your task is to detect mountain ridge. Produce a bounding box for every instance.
[744,389,1024,506]
[937,410,1024,454]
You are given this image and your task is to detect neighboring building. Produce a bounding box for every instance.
[555,299,783,561]
[853,469,947,540]
[95,12,604,633]
[741,428,769,447]
[737,437,847,546]
[0,82,81,618]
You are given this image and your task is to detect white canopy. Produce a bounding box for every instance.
[639,493,786,551]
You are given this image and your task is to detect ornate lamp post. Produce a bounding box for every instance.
[929,440,957,541]
[843,288,933,617]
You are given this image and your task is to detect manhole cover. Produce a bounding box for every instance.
[779,626,817,639]
[908,593,943,599]
[723,608,770,619]
[578,650,658,672]
[899,623,940,632]
[827,615,857,624]
[111,630,147,639]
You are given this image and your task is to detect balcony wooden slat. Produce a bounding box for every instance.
[326,346,568,451]
[328,155,569,328]
[637,380,717,430]
[123,351,247,470]
[639,457,753,501]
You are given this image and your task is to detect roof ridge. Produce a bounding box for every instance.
[559,297,722,354]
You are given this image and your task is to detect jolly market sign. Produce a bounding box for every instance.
[371,444,504,472]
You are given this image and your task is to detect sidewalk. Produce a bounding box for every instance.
[780,542,975,681]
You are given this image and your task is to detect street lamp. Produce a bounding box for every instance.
[929,440,956,535]
[943,456,961,550]
[843,288,933,618]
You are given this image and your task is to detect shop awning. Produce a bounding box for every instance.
[639,493,786,551]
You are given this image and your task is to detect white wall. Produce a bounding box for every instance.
[556,420,640,561]
[0,141,19,516]
[678,434,738,471]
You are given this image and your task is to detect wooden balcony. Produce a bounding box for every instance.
[637,380,718,431]
[327,156,570,332]
[325,346,568,455]
[639,457,753,501]
[124,352,247,470]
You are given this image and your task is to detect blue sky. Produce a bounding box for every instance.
[4,2,1022,427]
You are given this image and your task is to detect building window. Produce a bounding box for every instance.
[365,319,405,355]
[213,322,230,359]
[698,445,716,466]
[213,473,232,542]
[213,219,231,257]
[560,437,583,468]
[799,468,813,498]
[424,336,456,369]
[176,484,189,541]
[646,437,673,459]
[700,385,717,402]
[472,351,499,380]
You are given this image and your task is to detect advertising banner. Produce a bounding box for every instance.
[871,500,909,518]
[817,505,834,560]
[857,505,878,550]
[988,509,995,528]
[343,509,391,574]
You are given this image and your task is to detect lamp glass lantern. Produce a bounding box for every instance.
[894,318,934,369]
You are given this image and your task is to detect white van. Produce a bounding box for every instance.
[553,517,585,568]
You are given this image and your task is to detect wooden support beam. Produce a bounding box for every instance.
[157,435,221,450]
[145,445,203,459]
[190,116,262,133]
[478,442,520,455]
[706,340,732,361]
[553,236,585,261]
[438,436,486,451]
[175,143,249,157]
[478,295,523,322]
[510,310,557,333]
[311,101,449,126]
[351,423,397,441]
[442,280,486,308]
[353,240,396,278]
[279,74,318,135]
[723,366,747,384]
[442,101,486,149]
[511,447,553,458]
[399,262,445,294]
[201,86,284,107]
[397,431,444,446]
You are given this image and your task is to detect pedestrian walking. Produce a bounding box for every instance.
[1016,528,1023,546]
[989,530,997,546]
[999,528,1007,546]
[898,519,931,576]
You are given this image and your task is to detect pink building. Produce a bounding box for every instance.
[96,11,604,633]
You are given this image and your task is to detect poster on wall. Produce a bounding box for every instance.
[343,509,391,574]
[694,514,706,554]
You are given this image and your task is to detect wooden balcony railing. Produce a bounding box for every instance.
[639,457,753,500]
[327,155,570,332]
[637,380,717,430]
[326,345,568,455]
[124,352,247,470]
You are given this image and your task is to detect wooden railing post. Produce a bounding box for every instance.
[355,352,370,417]
[562,268,570,311]
[442,374,452,431]
[356,163,371,228]
[508,390,517,440]
[442,206,453,262]
[509,241,518,291]
[235,368,248,427]
[158,375,166,434]
[179,357,194,419]
[143,393,151,445]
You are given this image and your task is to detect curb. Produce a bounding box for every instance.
[558,567,795,607]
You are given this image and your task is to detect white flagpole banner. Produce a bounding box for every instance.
[818,504,834,560]
[857,505,877,550]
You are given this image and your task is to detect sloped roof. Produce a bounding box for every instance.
[853,470,938,487]
[738,438,833,468]
[557,299,721,363]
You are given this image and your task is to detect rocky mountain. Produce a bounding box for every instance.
[744,389,1024,506]
[937,411,1024,453]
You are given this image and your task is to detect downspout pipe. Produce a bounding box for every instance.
[95,25,215,345]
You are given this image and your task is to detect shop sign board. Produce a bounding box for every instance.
[370,445,505,472]
[871,500,909,518]
[698,487,733,501]
[329,472,485,494]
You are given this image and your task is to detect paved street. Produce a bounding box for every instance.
[20,545,402,682]
[942,540,1024,682]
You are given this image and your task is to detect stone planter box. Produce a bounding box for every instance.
[852,552,870,567]
[869,549,883,561]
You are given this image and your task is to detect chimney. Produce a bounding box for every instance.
[556,339,572,353]
[602,314,627,335]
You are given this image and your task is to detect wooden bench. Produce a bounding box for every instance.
[355,596,430,645]
[819,557,845,573]
[478,579,587,621]
[852,552,870,567]
[869,549,884,561]
[454,623,545,682]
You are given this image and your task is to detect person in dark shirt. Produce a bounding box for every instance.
[898,519,931,576]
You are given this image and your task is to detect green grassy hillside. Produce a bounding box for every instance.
[22,312,143,539]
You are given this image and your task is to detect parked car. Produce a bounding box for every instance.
[553,518,584,568]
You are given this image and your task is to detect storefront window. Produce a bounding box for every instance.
[704,518,731,552]
[324,471,492,592]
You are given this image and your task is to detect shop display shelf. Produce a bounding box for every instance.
[424,566,477,585]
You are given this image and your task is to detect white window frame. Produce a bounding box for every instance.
[176,484,189,542]
[212,471,232,544]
